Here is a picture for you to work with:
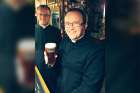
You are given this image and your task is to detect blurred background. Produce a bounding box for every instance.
[106,0,140,93]
[35,0,105,40]
[0,0,34,93]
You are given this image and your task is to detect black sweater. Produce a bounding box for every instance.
[35,24,61,62]
[45,35,105,93]
[35,24,61,84]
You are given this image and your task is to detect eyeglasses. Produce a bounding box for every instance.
[39,13,50,17]
[65,22,84,27]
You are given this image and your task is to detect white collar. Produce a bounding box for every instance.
[40,24,50,29]
[70,33,85,43]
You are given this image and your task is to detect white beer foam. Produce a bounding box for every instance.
[45,43,56,49]
[17,38,35,51]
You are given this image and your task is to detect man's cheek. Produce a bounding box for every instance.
[66,29,71,33]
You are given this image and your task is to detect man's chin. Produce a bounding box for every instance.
[39,23,48,26]
[69,36,75,39]
[69,37,77,41]
[42,23,48,26]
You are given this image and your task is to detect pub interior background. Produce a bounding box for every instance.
[35,0,105,93]
[35,0,105,40]
[0,0,139,93]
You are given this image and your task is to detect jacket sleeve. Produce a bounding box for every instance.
[70,48,105,93]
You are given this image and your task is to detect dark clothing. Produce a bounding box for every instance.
[14,4,35,39]
[35,24,61,64]
[35,24,61,90]
[0,3,34,93]
[106,29,140,93]
[106,0,140,93]
[35,24,61,52]
[45,35,105,93]
[106,37,140,93]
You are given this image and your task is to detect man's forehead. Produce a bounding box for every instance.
[66,11,82,17]
[38,7,49,11]
[37,8,50,13]
[65,11,83,21]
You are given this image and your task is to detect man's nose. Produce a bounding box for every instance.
[69,27,75,31]
[41,16,47,19]
[70,23,74,27]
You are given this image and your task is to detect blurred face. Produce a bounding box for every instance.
[6,0,27,7]
[36,8,51,26]
[12,0,26,4]
[64,11,86,41]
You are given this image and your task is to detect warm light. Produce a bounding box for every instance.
[55,3,58,7]
[64,1,68,6]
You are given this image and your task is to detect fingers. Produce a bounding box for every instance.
[55,54,58,58]
[44,51,46,56]
[44,51,48,64]
[44,51,58,65]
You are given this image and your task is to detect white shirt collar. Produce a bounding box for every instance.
[70,33,85,43]
[40,24,50,29]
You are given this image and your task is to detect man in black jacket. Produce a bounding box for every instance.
[44,8,105,93]
[35,5,61,88]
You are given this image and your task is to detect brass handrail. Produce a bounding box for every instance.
[35,66,50,93]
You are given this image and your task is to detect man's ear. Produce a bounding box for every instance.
[83,22,87,30]
[35,12,37,17]
[85,15,88,29]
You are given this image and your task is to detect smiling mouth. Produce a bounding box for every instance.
[70,31,76,35]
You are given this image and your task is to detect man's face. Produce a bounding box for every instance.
[36,8,51,26]
[64,11,86,40]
